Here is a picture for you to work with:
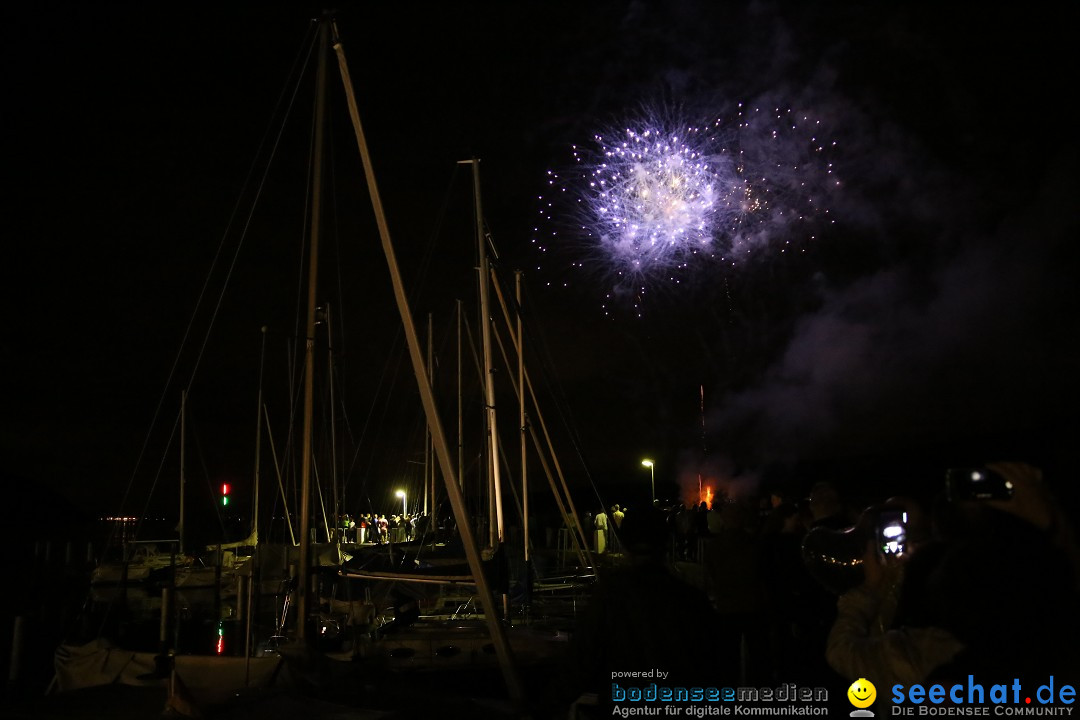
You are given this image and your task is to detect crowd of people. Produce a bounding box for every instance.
[564,461,1080,712]
[337,512,432,545]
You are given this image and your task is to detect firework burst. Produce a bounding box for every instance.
[534,103,841,314]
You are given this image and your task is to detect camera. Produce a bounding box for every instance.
[874,509,907,558]
[945,467,1014,502]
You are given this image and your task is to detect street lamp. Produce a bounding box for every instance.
[641,459,655,503]
[395,489,407,516]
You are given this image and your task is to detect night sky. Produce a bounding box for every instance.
[4,2,1079,528]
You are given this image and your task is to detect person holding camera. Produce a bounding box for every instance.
[825,462,1080,706]
[824,498,964,707]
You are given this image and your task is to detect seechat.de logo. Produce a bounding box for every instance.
[891,676,1076,715]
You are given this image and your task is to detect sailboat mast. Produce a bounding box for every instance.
[327,303,340,540]
[457,299,464,492]
[252,326,267,544]
[469,158,505,545]
[296,18,330,642]
[179,389,186,556]
[247,326,267,666]
[425,312,434,517]
[517,272,528,565]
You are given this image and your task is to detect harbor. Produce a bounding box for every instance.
[4,3,1079,719]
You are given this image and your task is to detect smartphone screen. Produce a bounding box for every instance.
[876,510,907,557]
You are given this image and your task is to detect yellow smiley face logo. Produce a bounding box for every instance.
[848,678,876,708]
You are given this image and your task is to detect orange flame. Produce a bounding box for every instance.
[700,486,714,510]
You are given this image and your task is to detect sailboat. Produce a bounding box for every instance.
[88,542,188,587]
[59,380,284,708]
[88,391,253,591]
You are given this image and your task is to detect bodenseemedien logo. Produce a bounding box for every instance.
[848,678,877,717]
[608,678,830,715]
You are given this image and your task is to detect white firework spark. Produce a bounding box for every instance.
[586,124,731,274]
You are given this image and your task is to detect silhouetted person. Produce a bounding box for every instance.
[594,508,609,554]
[758,496,812,683]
